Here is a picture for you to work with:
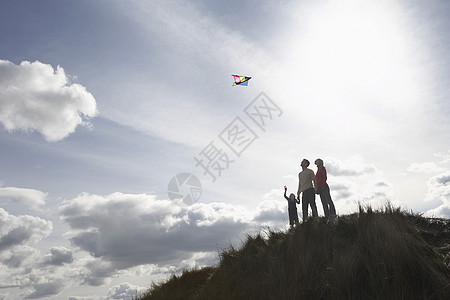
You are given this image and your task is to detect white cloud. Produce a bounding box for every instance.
[0,208,52,251]
[407,162,443,173]
[0,60,98,141]
[67,282,146,300]
[0,208,74,300]
[408,150,450,218]
[424,171,450,218]
[435,150,450,163]
[0,244,91,300]
[0,187,48,208]
[106,282,146,300]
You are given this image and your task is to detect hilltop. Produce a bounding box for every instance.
[137,206,449,300]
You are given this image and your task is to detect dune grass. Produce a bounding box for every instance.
[138,205,449,300]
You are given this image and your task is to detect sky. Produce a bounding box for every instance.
[0,0,449,299]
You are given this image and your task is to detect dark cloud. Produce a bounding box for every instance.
[0,208,52,252]
[81,260,115,286]
[60,193,256,285]
[253,201,285,224]
[44,247,74,266]
[0,227,32,251]
[432,174,450,185]
[253,209,285,223]
[329,183,353,199]
[2,247,37,268]
[326,160,376,176]
[25,280,65,299]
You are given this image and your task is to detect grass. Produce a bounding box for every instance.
[137,205,450,300]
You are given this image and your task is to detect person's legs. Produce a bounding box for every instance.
[319,191,329,218]
[305,188,318,218]
[324,185,336,216]
[293,208,299,224]
[302,193,308,221]
[310,194,318,218]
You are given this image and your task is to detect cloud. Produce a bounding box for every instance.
[435,150,450,163]
[59,192,256,284]
[0,208,52,251]
[80,259,116,286]
[0,227,34,252]
[309,157,400,214]
[424,171,450,218]
[1,245,40,269]
[0,60,98,141]
[25,280,65,299]
[407,162,443,173]
[68,282,147,300]
[0,208,74,300]
[329,182,353,199]
[253,197,286,229]
[107,282,146,300]
[0,187,48,208]
[325,158,376,176]
[43,246,74,266]
[0,244,84,300]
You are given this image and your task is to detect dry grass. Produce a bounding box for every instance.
[138,205,450,300]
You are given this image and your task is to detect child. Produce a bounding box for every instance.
[284,185,300,227]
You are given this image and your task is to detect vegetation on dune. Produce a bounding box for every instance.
[138,205,450,300]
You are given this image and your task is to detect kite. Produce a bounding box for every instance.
[232,75,252,86]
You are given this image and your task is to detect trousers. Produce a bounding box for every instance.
[319,184,336,218]
[302,187,318,221]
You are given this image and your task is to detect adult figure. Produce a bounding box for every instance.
[315,158,336,220]
[297,159,318,221]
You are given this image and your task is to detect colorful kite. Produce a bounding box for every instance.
[232,75,252,86]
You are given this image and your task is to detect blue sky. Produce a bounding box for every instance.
[0,0,449,299]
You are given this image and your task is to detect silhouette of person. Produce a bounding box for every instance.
[315,158,336,221]
[284,185,300,227]
[297,159,318,221]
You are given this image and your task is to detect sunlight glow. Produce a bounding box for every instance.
[287,0,422,117]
